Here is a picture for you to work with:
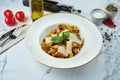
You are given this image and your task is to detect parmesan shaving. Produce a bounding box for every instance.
[45,37,52,43]
[45,34,57,43]
[66,41,73,55]
[69,33,82,44]
[58,46,68,56]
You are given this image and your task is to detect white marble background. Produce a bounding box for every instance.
[0,0,120,80]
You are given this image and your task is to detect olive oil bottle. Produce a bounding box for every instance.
[29,0,44,21]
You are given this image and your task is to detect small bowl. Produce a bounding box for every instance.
[90,8,107,26]
[104,3,120,19]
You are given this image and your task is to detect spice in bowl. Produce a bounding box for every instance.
[105,3,119,19]
[106,5,118,12]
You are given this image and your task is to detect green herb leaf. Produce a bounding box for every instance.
[62,31,70,40]
[51,36,62,43]
[51,31,70,43]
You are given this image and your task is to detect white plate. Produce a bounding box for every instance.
[25,13,103,69]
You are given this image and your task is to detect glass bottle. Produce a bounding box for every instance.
[29,0,44,22]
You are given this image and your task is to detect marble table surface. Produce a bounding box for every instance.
[0,0,120,80]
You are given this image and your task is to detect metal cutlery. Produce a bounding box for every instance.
[0,24,26,41]
[0,29,15,42]
[0,25,24,47]
[0,24,29,54]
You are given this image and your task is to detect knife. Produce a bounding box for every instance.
[0,24,26,42]
[0,29,15,42]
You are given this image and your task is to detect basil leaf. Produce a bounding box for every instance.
[51,36,62,43]
[62,31,70,40]
[51,31,70,43]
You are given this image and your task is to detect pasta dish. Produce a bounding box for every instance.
[41,24,84,58]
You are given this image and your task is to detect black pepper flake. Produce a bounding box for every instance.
[101,28,103,30]
[114,35,117,39]
[103,40,105,43]
[110,45,112,47]
[107,29,109,31]
[110,33,113,36]
[104,32,111,42]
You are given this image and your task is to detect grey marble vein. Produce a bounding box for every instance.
[103,33,120,80]
[0,54,7,74]
[40,68,52,80]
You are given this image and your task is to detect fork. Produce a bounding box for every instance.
[0,25,23,47]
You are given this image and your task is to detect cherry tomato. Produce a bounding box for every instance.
[5,17,16,26]
[4,9,13,17]
[15,11,25,22]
